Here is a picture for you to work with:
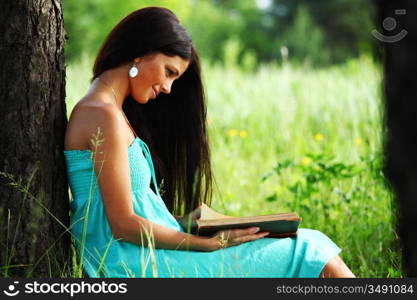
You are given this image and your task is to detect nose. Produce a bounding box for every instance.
[161,80,173,94]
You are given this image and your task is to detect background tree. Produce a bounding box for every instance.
[380,0,417,277]
[0,0,69,277]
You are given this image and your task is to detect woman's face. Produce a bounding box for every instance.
[129,52,189,103]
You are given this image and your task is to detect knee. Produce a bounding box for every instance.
[320,255,355,278]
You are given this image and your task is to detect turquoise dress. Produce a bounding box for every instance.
[63,136,341,278]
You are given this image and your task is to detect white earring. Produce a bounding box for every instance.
[129,62,139,78]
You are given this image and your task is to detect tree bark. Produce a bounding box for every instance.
[379,0,417,277]
[0,0,69,277]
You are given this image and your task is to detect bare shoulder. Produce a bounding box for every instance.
[64,98,126,151]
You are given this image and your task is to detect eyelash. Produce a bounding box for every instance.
[166,68,174,77]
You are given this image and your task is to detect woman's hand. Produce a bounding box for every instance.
[206,227,269,251]
[174,206,202,231]
[188,205,202,220]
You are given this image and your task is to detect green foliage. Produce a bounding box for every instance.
[280,5,328,66]
[222,38,241,68]
[63,0,193,62]
[241,50,257,73]
[258,0,376,65]
[63,0,376,67]
[184,1,243,65]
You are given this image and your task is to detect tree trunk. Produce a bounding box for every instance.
[379,0,417,277]
[0,0,69,277]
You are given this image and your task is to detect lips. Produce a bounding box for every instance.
[152,87,158,98]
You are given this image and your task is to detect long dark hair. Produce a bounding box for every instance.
[92,7,213,215]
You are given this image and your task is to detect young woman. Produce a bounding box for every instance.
[64,7,354,278]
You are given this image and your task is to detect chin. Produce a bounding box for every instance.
[132,94,150,104]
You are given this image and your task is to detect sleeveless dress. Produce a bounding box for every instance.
[63,136,341,278]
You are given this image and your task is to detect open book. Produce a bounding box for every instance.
[178,203,301,238]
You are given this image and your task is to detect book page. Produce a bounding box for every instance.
[200,203,236,220]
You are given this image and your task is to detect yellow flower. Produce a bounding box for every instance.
[314,133,324,142]
[355,138,362,146]
[302,157,312,166]
[239,130,248,139]
[227,129,238,137]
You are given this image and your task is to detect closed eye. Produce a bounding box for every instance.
[166,68,175,77]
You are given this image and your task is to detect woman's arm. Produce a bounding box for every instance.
[114,213,213,251]
[85,106,213,251]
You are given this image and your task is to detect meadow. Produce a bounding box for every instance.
[65,54,402,277]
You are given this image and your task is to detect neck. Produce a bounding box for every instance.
[91,63,131,110]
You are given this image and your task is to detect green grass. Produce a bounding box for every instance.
[63,54,401,277]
